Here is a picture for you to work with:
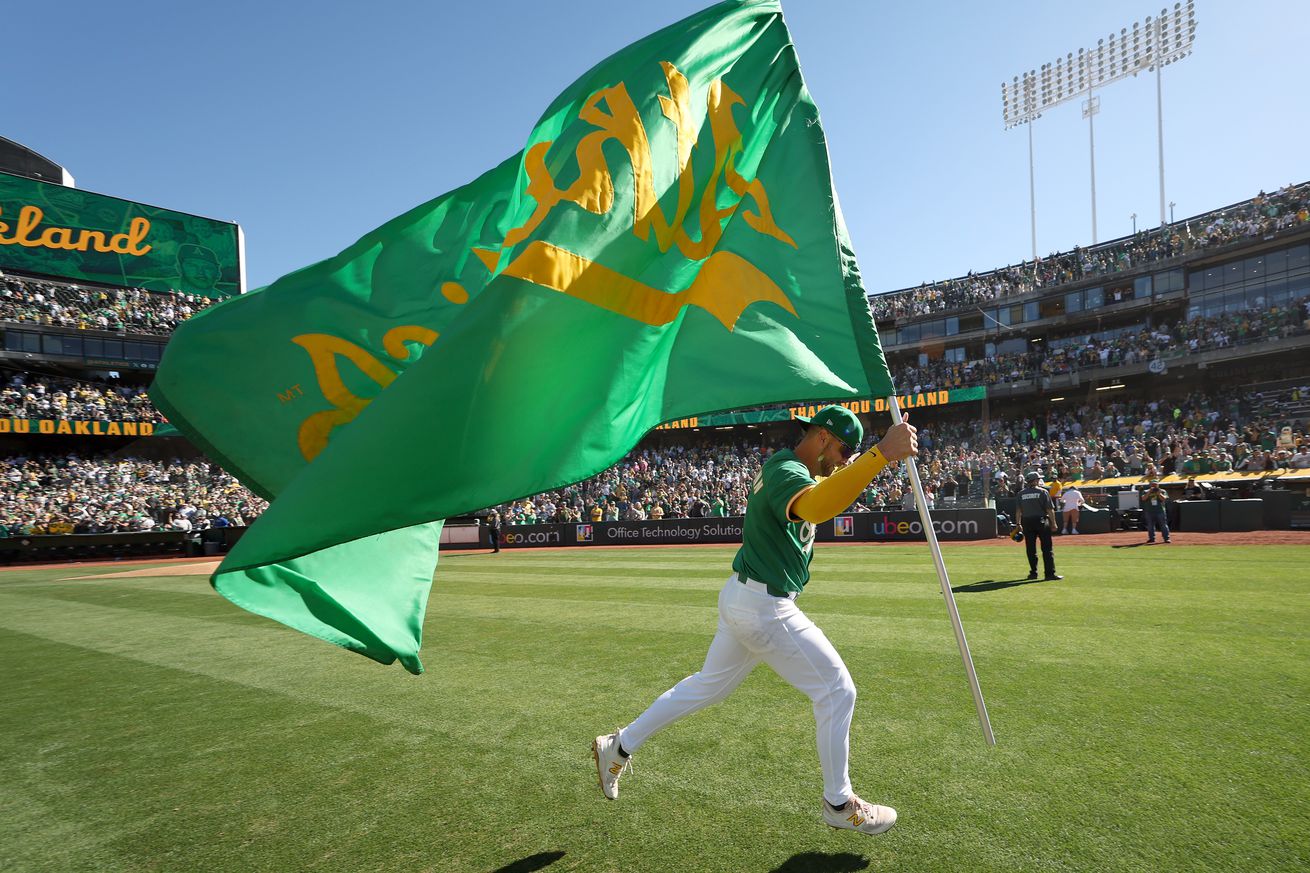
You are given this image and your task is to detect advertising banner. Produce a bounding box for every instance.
[500,517,747,548]
[0,171,242,297]
[495,509,996,549]
[815,508,997,542]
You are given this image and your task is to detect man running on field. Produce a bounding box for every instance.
[593,405,918,836]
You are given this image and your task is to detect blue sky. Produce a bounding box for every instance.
[7,0,1306,294]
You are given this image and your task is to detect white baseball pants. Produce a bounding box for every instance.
[619,574,856,806]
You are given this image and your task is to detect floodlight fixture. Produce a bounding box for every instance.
[1002,2,1196,126]
[1001,2,1197,244]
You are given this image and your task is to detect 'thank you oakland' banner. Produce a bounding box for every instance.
[0,418,158,437]
[654,388,988,431]
[0,172,242,297]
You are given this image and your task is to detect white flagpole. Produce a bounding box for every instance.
[888,395,996,745]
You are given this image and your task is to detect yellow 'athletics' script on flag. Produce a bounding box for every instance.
[471,61,799,329]
[288,62,800,462]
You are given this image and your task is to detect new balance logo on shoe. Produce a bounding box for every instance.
[592,731,632,800]
[822,794,896,836]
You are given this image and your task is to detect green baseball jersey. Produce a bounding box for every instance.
[732,448,817,595]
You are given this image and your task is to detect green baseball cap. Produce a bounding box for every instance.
[796,405,863,449]
[177,243,220,266]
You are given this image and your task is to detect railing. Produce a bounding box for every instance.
[898,323,1310,396]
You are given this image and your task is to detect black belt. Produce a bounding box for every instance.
[735,573,798,600]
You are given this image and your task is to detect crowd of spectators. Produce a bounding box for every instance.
[3,182,1309,536]
[870,182,1310,321]
[5,293,1306,434]
[1,373,164,423]
[0,273,213,336]
[897,301,1310,393]
[864,390,1308,512]
[0,453,267,537]
[1,386,1305,534]
[484,388,1307,526]
[491,442,765,526]
[3,184,1307,341]
[2,187,1306,344]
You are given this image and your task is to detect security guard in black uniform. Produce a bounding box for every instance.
[1019,471,1062,580]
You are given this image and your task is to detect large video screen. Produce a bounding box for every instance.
[0,172,242,297]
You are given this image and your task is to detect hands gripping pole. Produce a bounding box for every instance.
[889,395,995,745]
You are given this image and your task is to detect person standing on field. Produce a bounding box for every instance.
[1018,471,1061,581]
[1059,484,1085,534]
[1141,479,1171,544]
[592,406,918,837]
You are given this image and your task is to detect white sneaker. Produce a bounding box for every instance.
[823,794,897,836]
[591,731,632,800]
[1071,528,1080,534]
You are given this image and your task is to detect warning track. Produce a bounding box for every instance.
[7,528,1306,576]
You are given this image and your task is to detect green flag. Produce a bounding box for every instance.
[151,0,895,674]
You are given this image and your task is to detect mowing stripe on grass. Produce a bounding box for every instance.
[1,546,1306,871]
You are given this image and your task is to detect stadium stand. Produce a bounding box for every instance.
[1,373,164,423]
[1,272,214,335]
[482,385,1307,526]
[2,181,1309,556]
[869,182,1310,321]
[0,452,267,536]
[896,302,1310,393]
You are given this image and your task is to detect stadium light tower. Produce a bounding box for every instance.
[1002,2,1197,243]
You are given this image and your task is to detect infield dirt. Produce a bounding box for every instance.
[22,528,1307,579]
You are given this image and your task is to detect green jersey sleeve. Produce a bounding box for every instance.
[766,456,816,522]
[732,448,820,595]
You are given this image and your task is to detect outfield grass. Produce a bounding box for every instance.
[1,544,1307,872]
